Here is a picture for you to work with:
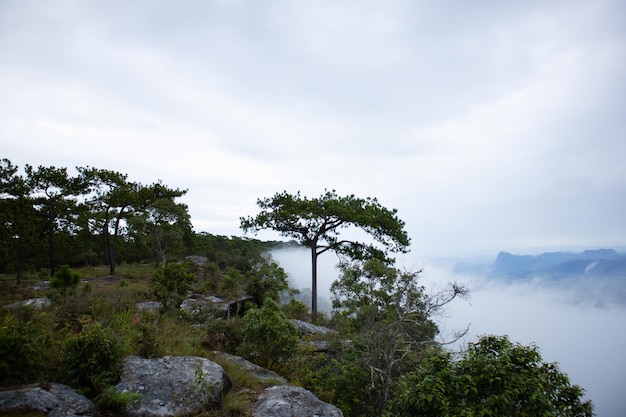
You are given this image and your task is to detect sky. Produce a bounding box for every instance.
[1,0,625,259]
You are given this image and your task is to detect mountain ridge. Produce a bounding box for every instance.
[491,248,626,278]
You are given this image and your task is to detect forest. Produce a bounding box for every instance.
[0,159,593,417]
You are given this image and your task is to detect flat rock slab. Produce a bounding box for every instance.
[115,355,231,417]
[210,351,288,383]
[0,383,94,417]
[252,385,343,417]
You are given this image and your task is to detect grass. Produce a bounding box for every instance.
[0,262,301,417]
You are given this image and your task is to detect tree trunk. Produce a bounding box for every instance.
[311,247,318,322]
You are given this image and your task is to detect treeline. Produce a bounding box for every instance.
[0,158,276,283]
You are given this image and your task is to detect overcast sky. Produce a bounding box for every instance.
[2,0,625,259]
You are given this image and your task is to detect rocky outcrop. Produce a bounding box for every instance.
[0,383,94,417]
[252,385,343,417]
[114,355,231,417]
[210,351,288,384]
[136,301,162,313]
[137,294,254,319]
[180,293,228,319]
[5,297,51,310]
[291,319,337,337]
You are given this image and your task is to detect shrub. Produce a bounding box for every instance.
[51,265,81,303]
[62,322,123,397]
[237,298,300,370]
[0,309,51,385]
[203,318,242,354]
[151,261,195,311]
[385,335,594,417]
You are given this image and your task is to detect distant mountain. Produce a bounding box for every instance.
[491,249,626,278]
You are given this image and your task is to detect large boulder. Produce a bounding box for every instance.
[0,383,94,417]
[114,355,231,417]
[252,385,343,417]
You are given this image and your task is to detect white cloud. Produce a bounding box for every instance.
[1,0,625,257]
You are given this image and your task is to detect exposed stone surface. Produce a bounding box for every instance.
[180,293,228,319]
[0,383,94,417]
[252,385,344,417]
[210,351,288,384]
[185,255,208,268]
[291,319,337,337]
[115,355,231,417]
[135,301,162,312]
[5,297,51,310]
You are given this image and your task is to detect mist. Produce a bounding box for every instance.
[271,247,626,417]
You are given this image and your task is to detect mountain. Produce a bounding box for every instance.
[491,249,626,278]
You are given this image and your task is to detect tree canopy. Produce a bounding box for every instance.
[386,334,594,417]
[240,190,410,320]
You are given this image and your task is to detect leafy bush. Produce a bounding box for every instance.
[51,264,81,302]
[237,298,300,370]
[244,259,288,305]
[203,318,242,354]
[385,335,594,417]
[0,309,52,385]
[62,322,123,397]
[151,261,195,311]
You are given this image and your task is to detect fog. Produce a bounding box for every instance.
[271,247,626,417]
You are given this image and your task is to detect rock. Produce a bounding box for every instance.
[136,301,162,313]
[180,293,228,319]
[5,297,51,310]
[185,255,208,268]
[290,319,337,337]
[210,351,288,384]
[0,383,94,417]
[115,355,231,417]
[30,281,50,291]
[252,385,343,417]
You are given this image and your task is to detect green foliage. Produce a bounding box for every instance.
[131,314,163,358]
[93,386,142,412]
[203,318,242,354]
[151,261,195,311]
[238,298,300,370]
[220,391,252,417]
[0,309,53,385]
[62,321,124,397]
[386,335,594,417]
[241,190,411,259]
[306,354,375,417]
[323,258,468,415]
[245,259,289,305]
[221,267,244,299]
[241,189,411,320]
[281,297,309,320]
[51,264,81,301]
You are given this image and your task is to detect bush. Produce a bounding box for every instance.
[51,265,81,302]
[62,322,123,397]
[386,335,594,417]
[151,261,195,311]
[0,309,52,385]
[237,298,300,370]
[203,318,242,354]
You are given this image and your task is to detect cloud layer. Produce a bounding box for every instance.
[1,0,625,256]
